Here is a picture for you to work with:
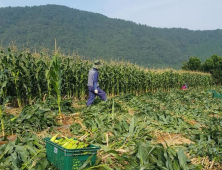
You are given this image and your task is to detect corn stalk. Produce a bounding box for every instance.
[49,55,63,117]
[0,80,8,137]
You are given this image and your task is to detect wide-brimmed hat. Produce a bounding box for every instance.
[93,60,103,69]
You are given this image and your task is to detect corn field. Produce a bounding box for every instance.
[0,49,213,106]
[1,49,221,170]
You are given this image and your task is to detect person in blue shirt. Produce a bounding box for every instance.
[86,60,107,106]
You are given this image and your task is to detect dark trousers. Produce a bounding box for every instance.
[87,86,106,106]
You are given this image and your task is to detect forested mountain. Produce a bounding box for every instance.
[0,4,222,69]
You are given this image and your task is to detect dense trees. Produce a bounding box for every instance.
[0,5,222,69]
[182,56,202,71]
[182,55,222,84]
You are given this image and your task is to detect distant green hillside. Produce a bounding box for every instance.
[0,5,222,69]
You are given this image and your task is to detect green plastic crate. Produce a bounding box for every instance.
[44,138,100,170]
[207,90,222,98]
[213,92,222,98]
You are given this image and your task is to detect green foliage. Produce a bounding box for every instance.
[126,141,198,170]
[187,117,222,163]
[2,103,56,134]
[0,133,49,170]
[3,86,222,169]
[0,50,213,104]
[0,5,222,69]
[202,55,222,84]
[69,87,221,169]
[182,56,202,71]
[182,55,222,85]
[49,55,63,115]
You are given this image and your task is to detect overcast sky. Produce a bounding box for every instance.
[0,0,221,30]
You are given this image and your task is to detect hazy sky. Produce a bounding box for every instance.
[0,0,221,30]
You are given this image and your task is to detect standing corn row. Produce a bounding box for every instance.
[0,49,213,106]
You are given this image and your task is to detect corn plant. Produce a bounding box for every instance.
[0,106,4,137]
[49,55,63,117]
[0,49,215,103]
[20,53,36,104]
[0,67,8,137]
[0,97,9,137]
[6,51,23,107]
[61,57,72,98]
[0,133,48,169]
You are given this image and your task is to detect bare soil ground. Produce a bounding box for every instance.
[154,132,194,147]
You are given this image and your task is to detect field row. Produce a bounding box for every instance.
[0,50,212,107]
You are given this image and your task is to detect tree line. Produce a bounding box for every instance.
[182,54,222,85]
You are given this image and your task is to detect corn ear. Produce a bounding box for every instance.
[50,134,59,142]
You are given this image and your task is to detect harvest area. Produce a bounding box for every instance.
[0,49,222,170]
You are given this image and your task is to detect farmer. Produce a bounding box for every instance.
[181,83,187,90]
[86,60,107,106]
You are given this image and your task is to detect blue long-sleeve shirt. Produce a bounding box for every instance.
[87,68,99,90]
[93,69,98,90]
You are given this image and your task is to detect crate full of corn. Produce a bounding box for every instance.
[45,135,100,170]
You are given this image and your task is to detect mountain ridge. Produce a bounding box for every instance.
[0,4,222,69]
